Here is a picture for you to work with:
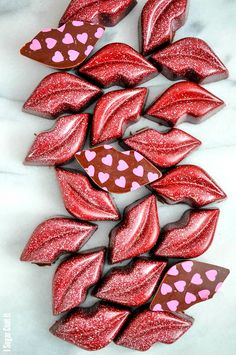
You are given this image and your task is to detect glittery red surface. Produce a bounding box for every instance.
[115,309,193,351]
[20,217,97,265]
[140,0,188,55]
[56,168,120,221]
[25,114,89,166]
[59,0,137,27]
[52,248,105,314]
[151,37,228,83]
[23,72,102,119]
[155,208,220,258]
[145,81,224,126]
[95,258,166,307]
[79,42,158,87]
[50,302,130,350]
[109,195,160,264]
[92,88,147,145]
[123,127,201,168]
[150,164,226,207]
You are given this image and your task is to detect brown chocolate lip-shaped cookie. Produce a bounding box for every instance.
[150,260,230,313]
[20,21,105,69]
[75,145,162,193]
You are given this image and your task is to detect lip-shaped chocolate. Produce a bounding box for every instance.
[59,0,137,27]
[150,260,230,312]
[151,37,229,83]
[20,21,105,69]
[140,0,188,55]
[75,145,162,193]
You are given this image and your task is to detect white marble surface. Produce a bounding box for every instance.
[1,0,236,354]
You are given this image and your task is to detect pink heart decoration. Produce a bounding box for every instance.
[62,33,74,44]
[77,33,88,44]
[134,151,144,162]
[122,151,130,156]
[115,176,126,188]
[153,304,163,312]
[215,282,223,292]
[85,45,94,56]
[95,27,104,39]
[85,150,96,162]
[86,165,95,177]
[191,273,203,285]
[30,39,41,51]
[104,145,112,150]
[57,24,65,32]
[42,28,51,32]
[205,269,218,281]
[68,50,80,61]
[167,265,179,276]
[52,51,64,63]
[182,261,194,272]
[198,289,210,300]
[174,280,186,292]
[72,20,84,26]
[185,292,197,304]
[167,300,179,312]
[160,283,172,295]
[130,182,141,191]
[117,160,129,171]
[147,172,159,182]
[45,38,57,49]
[98,172,110,184]
[102,154,113,166]
[133,165,144,177]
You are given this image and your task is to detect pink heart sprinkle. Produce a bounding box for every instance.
[205,269,218,281]
[29,39,41,51]
[117,160,128,171]
[98,172,109,184]
[57,24,65,32]
[130,181,141,191]
[167,265,179,276]
[167,300,179,312]
[134,151,143,162]
[42,28,51,32]
[86,165,95,177]
[62,33,74,44]
[153,304,163,312]
[85,150,96,162]
[52,51,64,63]
[104,145,112,149]
[45,38,57,49]
[122,151,130,156]
[102,154,113,166]
[191,273,203,285]
[182,261,194,272]
[215,282,223,292]
[85,45,94,56]
[94,27,104,38]
[185,292,197,304]
[68,50,79,61]
[198,289,211,300]
[133,165,144,177]
[115,176,126,188]
[72,20,84,26]
[174,280,186,292]
[160,283,172,295]
[147,172,159,182]
[77,32,88,44]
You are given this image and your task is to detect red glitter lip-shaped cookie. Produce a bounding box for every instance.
[92,88,147,145]
[109,195,160,263]
[24,114,89,166]
[123,128,201,168]
[20,217,97,265]
[20,21,105,69]
[23,72,102,119]
[151,37,229,83]
[94,258,166,307]
[145,81,224,126]
[50,302,130,350]
[115,309,194,350]
[56,168,120,221]
[150,260,230,313]
[52,248,105,314]
[59,0,137,27]
[79,43,158,87]
[75,145,162,193]
[155,208,220,258]
[140,0,188,55]
[150,164,226,207]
